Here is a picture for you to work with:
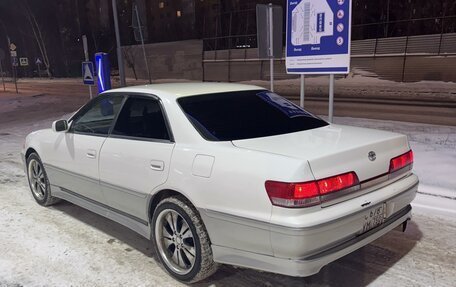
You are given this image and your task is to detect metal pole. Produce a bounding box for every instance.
[112,0,126,87]
[268,3,274,92]
[13,65,18,94]
[82,35,93,99]
[300,74,305,108]
[135,4,151,84]
[7,37,18,94]
[401,35,409,82]
[385,0,390,37]
[329,74,335,123]
[0,60,5,91]
[228,12,232,82]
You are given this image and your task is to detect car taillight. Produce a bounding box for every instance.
[317,172,358,195]
[265,172,359,208]
[389,150,414,174]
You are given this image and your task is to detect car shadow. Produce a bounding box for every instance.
[52,201,422,287]
[194,221,422,287]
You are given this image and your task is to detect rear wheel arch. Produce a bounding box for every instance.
[148,189,214,249]
[25,147,38,159]
[148,189,200,223]
[150,192,218,282]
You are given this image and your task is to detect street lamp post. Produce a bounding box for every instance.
[112,0,126,87]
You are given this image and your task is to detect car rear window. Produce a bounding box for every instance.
[177,90,328,141]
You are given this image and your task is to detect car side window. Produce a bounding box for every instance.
[112,96,170,141]
[71,95,124,136]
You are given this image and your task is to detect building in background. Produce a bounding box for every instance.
[1,0,456,78]
[130,1,456,47]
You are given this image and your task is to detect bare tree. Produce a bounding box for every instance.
[21,0,52,77]
[123,46,137,80]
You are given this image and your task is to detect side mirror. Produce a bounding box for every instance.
[52,120,69,133]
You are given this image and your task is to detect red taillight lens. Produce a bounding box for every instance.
[389,150,414,173]
[317,172,359,195]
[265,172,359,208]
[294,182,320,198]
[265,181,320,208]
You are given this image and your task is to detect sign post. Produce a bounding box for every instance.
[9,41,18,94]
[268,4,274,91]
[300,74,305,107]
[35,58,42,78]
[0,49,5,91]
[256,4,283,92]
[329,74,335,120]
[0,59,5,92]
[112,0,126,87]
[286,0,352,120]
[82,35,93,99]
[133,1,151,84]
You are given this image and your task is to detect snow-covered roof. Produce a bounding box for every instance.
[104,82,265,99]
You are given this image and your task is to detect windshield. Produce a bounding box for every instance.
[178,90,328,141]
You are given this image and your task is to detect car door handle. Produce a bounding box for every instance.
[150,160,164,171]
[86,149,97,159]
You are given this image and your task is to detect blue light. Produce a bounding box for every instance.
[94,52,111,93]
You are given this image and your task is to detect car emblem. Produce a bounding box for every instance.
[368,151,376,161]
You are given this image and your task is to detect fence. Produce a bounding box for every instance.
[203,32,456,82]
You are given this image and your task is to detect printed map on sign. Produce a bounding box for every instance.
[291,0,334,45]
[286,0,351,74]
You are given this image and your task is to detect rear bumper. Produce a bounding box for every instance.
[209,173,418,277]
[212,204,412,277]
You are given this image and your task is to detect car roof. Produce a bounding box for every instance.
[105,82,266,100]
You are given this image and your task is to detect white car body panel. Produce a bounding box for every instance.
[21,83,418,278]
[98,137,175,221]
[32,130,106,203]
[233,124,410,181]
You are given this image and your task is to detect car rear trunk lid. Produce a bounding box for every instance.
[232,124,410,182]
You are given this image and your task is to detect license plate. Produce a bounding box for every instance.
[361,203,386,234]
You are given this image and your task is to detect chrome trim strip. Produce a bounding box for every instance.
[57,186,149,226]
[321,170,411,208]
[303,204,412,260]
[389,164,413,180]
[360,174,390,189]
[320,185,361,203]
[108,134,174,144]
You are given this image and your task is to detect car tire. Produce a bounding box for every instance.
[152,196,218,283]
[26,153,60,206]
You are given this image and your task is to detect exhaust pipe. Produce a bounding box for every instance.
[394,219,409,232]
[401,220,408,232]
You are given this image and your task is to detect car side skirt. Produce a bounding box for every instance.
[51,185,151,239]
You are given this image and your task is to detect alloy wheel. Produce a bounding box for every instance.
[28,159,46,200]
[155,209,196,275]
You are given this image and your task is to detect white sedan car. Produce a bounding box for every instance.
[22,83,418,283]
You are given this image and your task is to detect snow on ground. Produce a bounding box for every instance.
[0,112,455,286]
[331,117,456,194]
